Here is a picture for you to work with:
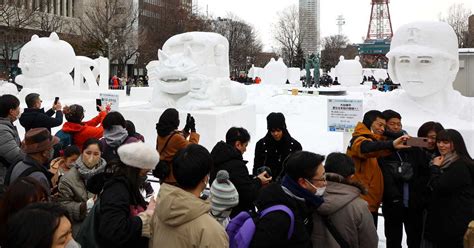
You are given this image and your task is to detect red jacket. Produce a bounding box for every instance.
[62,111,107,150]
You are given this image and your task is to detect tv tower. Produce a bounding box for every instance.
[366,0,393,40]
[336,15,345,35]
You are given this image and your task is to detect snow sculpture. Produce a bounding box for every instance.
[262,58,288,85]
[15,32,75,94]
[146,32,247,109]
[287,68,301,85]
[74,56,109,91]
[335,56,363,86]
[0,82,19,96]
[386,21,473,120]
[248,65,263,80]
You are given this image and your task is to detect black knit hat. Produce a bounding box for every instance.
[324,152,355,178]
[266,112,286,130]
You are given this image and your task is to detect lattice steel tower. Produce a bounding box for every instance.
[366,0,393,40]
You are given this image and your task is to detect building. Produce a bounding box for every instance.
[468,15,474,47]
[454,48,474,97]
[299,0,320,58]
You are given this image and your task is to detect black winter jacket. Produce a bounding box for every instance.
[210,141,262,218]
[97,176,148,248]
[19,108,63,132]
[253,131,302,179]
[250,183,313,248]
[424,158,474,248]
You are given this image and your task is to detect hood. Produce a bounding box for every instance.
[104,125,128,147]
[156,183,211,227]
[210,141,243,165]
[254,183,301,211]
[62,121,85,133]
[0,117,14,128]
[316,173,365,216]
[352,122,381,140]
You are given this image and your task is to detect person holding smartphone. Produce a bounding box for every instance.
[19,93,63,132]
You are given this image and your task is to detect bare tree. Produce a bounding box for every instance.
[272,5,302,67]
[440,3,472,48]
[211,13,263,76]
[320,35,357,71]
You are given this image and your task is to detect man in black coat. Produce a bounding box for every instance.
[250,151,326,248]
[19,93,63,132]
[210,127,271,218]
[253,112,302,180]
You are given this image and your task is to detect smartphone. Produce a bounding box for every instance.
[54,97,59,105]
[96,99,102,112]
[404,137,430,148]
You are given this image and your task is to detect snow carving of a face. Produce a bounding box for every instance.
[154,49,199,94]
[18,32,76,78]
[387,22,459,98]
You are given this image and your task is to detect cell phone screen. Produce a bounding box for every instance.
[96,99,102,112]
[54,97,59,105]
[406,137,430,148]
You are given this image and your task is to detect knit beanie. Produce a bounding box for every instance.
[266,112,286,130]
[210,170,239,212]
[324,152,355,178]
[117,142,160,170]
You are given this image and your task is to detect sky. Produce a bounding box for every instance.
[195,0,474,52]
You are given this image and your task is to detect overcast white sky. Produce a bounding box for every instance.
[195,0,474,52]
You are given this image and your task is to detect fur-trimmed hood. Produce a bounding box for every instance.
[317,173,368,216]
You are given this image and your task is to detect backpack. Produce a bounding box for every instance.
[54,130,74,158]
[76,199,102,248]
[101,136,135,163]
[226,204,295,248]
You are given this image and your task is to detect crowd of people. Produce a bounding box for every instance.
[0,92,473,248]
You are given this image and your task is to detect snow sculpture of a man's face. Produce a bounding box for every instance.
[387,22,459,98]
[18,32,76,78]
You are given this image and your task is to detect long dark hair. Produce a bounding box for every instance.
[107,160,146,208]
[437,129,472,160]
[156,108,179,137]
[5,203,70,248]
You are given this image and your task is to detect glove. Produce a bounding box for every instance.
[189,116,196,132]
[183,113,191,133]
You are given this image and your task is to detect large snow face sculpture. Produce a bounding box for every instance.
[15,33,75,93]
[146,32,246,109]
[387,22,459,98]
[335,56,363,86]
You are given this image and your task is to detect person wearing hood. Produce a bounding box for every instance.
[155,108,199,183]
[8,128,59,196]
[56,138,107,237]
[250,151,326,248]
[253,112,302,180]
[19,93,63,132]
[0,94,24,194]
[100,112,140,163]
[311,152,378,248]
[61,103,109,150]
[423,129,474,248]
[346,110,409,227]
[96,142,159,248]
[378,110,430,248]
[150,144,228,247]
[210,127,271,218]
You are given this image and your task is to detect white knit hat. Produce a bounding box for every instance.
[210,170,239,212]
[117,142,160,170]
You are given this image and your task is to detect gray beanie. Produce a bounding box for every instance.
[210,170,239,213]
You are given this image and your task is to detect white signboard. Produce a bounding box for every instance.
[99,93,120,111]
[327,99,363,132]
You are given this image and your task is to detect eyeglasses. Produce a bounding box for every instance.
[308,174,326,183]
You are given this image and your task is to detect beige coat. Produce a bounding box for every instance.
[149,183,228,248]
[312,173,378,248]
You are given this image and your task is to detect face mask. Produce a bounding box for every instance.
[305,179,326,197]
[65,239,81,248]
[83,156,100,169]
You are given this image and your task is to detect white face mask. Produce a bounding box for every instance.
[65,239,81,248]
[305,179,326,197]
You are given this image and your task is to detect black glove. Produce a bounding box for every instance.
[183,113,191,132]
[189,116,196,132]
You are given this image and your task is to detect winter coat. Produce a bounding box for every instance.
[311,173,378,248]
[210,141,262,218]
[97,176,148,248]
[156,131,199,183]
[19,108,63,132]
[253,131,302,179]
[250,183,313,248]
[0,117,24,191]
[9,155,53,196]
[100,136,139,163]
[424,158,474,248]
[149,183,229,248]
[62,111,107,150]
[346,122,393,213]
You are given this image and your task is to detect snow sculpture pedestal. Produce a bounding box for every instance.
[119,104,256,151]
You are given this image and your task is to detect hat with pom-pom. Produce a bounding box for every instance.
[210,170,239,212]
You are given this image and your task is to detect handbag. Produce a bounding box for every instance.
[385,152,414,182]
[152,132,177,181]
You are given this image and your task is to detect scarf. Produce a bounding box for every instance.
[281,175,324,207]
[75,155,107,181]
[440,152,459,170]
[104,125,129,147]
